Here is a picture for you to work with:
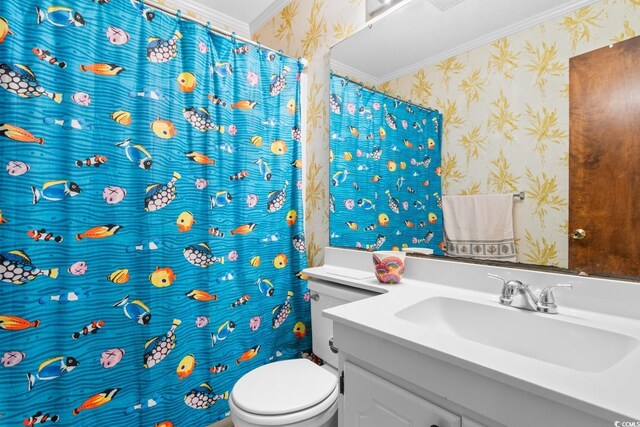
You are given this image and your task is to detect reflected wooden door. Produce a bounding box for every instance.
[569,36,640,276]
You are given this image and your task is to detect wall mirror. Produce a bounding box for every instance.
[328,0,640,279]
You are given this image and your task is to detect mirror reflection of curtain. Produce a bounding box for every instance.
[0,0,309,425]
[329,74,443,254]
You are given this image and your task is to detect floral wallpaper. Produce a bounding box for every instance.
[379,0,640,267]
[254,0,366,266]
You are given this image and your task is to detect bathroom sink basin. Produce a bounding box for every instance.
[395,297,639,372]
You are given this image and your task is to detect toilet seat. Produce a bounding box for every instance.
[230,359,339,426]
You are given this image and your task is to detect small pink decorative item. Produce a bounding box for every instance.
[372,251,406,284]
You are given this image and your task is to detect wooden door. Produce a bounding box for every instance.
[569,36,640,276]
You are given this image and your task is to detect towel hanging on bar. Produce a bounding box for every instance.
[442,194,517,262]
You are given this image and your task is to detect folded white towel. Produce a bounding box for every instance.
[442,194,516,261]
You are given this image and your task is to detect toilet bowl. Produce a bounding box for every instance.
[230,280,376,427]
[230,359,339,427]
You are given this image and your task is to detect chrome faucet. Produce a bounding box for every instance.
[488,273,572,314]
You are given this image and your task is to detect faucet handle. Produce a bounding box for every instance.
[487,273,506,284]
[537,284,572,314]
[488,273,523,304]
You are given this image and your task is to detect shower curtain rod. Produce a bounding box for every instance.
[143,0,308,68]
[331,71,435,112]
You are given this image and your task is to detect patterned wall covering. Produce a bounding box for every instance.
[0,1,309,425]
[379,0,640,267]
[254,0,367,266]
[329,75,444,253]
[256,0,639,269]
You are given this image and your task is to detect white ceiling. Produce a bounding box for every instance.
[167,0,286,36]
[331,0,600,84]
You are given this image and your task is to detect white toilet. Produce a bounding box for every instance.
[229,279,374,427]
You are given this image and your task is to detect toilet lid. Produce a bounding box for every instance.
[232,359,338,415]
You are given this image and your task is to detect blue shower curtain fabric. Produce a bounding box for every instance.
[0,1,310,425]
[329,75,444,254]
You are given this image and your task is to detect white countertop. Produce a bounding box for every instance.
[303,249,640,420]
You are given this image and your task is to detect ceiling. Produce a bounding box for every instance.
[167,0,286,36]
[331,0,600,84]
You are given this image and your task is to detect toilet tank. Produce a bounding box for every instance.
[308,279,378,368]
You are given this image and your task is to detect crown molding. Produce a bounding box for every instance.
[249,0,292,34]
[160,0,251,37]
[372,0,601,84]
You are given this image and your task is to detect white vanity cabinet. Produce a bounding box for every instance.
[307,248,637,426]
[334,320,615,427]
[343,361,462,427]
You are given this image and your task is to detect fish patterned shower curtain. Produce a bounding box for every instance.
[0,1,310,425]
[329,74,444,254]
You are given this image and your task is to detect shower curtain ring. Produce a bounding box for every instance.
[176,9,182,20]
[231,32,237,43]
[206,21,211,31]
[257,42,262,51]
[278,49,284,57]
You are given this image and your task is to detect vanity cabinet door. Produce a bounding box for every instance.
[343,361,461,427]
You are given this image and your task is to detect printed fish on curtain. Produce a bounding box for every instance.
[329,74,444,254]
[0,1,310,425]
